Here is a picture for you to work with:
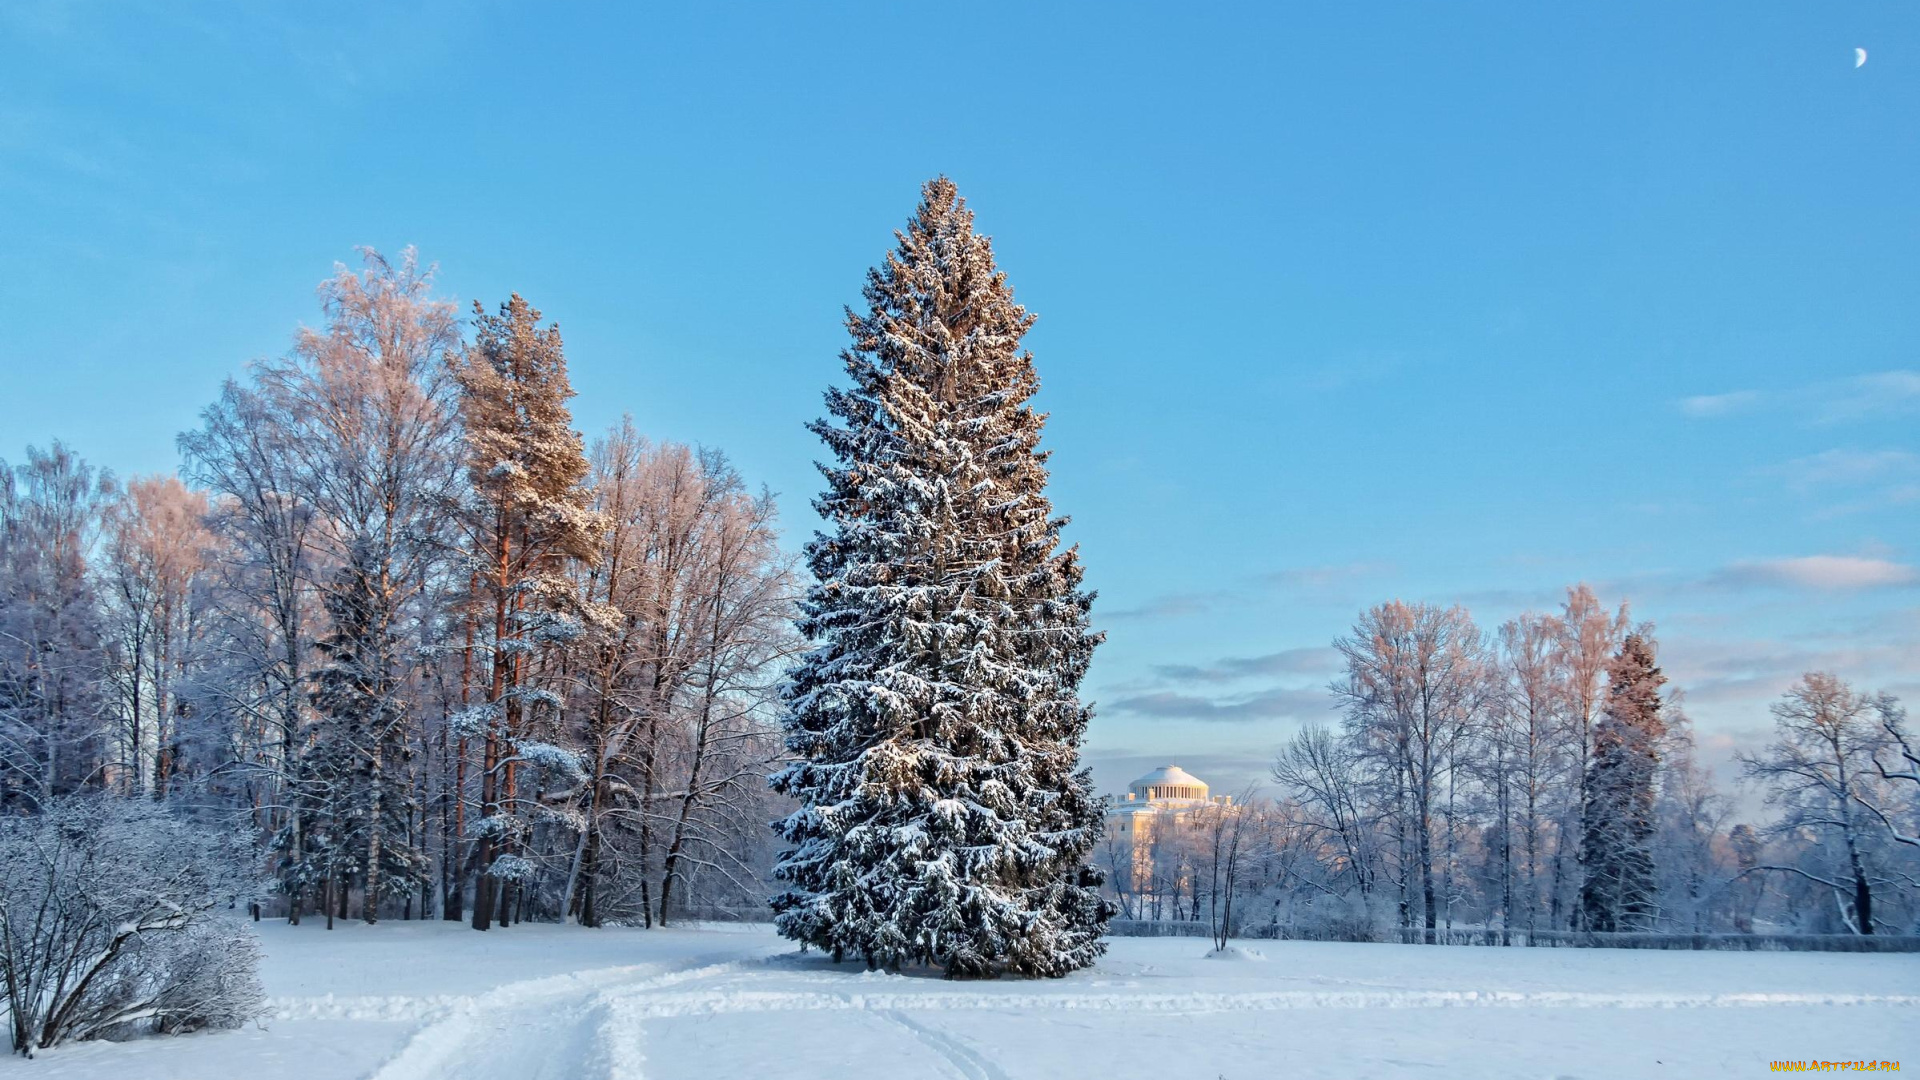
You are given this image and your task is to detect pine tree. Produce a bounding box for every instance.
[771,178,1112,977]
[1577,632,1666,932]
[449,294,600,931]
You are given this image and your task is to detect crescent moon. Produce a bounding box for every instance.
[1855,47,1868,68]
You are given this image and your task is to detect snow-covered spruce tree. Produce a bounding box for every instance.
[771,178,1112,977]
[291,556,432,921]
[1576,632,1666,932]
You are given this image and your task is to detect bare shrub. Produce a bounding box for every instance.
[0,797,264,1055]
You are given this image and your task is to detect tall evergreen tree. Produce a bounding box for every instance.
[1577,632,1666,932]
[771,178,1111,977]
[302,556,431,918]
[450,294,599,931]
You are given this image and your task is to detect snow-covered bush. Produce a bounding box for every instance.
[0,797,264,1056]
[1294,904,1383,944]
[88,919,265,1036]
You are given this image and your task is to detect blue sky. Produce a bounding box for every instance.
[3,2,1916,799]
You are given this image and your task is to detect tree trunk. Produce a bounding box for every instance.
[1848,838,1874,934]
[443,734,464,920]
[1417,774,1437,942]
[581,817,601,928]
[473,520,512,933]
[364,740,384,924]
[657,695,717,927]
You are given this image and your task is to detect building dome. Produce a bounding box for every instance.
[1128,765,1209,803]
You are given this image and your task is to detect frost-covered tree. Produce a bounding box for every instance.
[1577,632,1666,932]
[291,557,434,922]
[772,178,1111,977]
[1198,792,1257,951]
[1740,673,1903,934]
[180,377,323,855]
[262,249,463,922]
[1859,693,1918,850]
[1548,585,1627,928]
[450,293,600,931]
[1490,611,1570,933]
[101,475,216,798]
[560,424,795,927]
[0,445,115,808]
[1333,601,1489,941]
[1271,723,1379,901]
[1651,718,1733,933]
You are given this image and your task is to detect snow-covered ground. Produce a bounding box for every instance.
[11,920,1916,1079]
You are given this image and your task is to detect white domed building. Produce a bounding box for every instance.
[1104,765,1233,893]
[1121,765,1214,806]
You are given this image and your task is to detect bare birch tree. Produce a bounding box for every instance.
[562,425,793,926]
[1333,601,1490,942]
[1740,673,1899,934]
[259,248,463,922]
[1546,584,1627,927]
[101,475,216,798]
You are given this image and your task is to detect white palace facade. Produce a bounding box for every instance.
[1104,765,1233,892]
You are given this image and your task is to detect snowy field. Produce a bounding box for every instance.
[10,921,1916,1080]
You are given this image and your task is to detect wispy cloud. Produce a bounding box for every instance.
[1662,634,1920,709]
[1678,390,1763,418]
[1761,449,1920,519]
[1712,555,1917,591]
[1257,561,1395,591]
[1770,448,1920,491]
[1104,686,1332,723]
[1099,561,1392,623]
[1151,647,1340,685]
[1482,556,1920,605]
[1097,591,1227,622]
[1676,370,1920,425]
[1821,371,1920,422]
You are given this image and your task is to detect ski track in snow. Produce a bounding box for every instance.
[287,956,753,1080]
[875,1010,1013,1080]
[265,961,1920,1080]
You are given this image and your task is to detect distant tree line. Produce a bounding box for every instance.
[1109,588,1920,941]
